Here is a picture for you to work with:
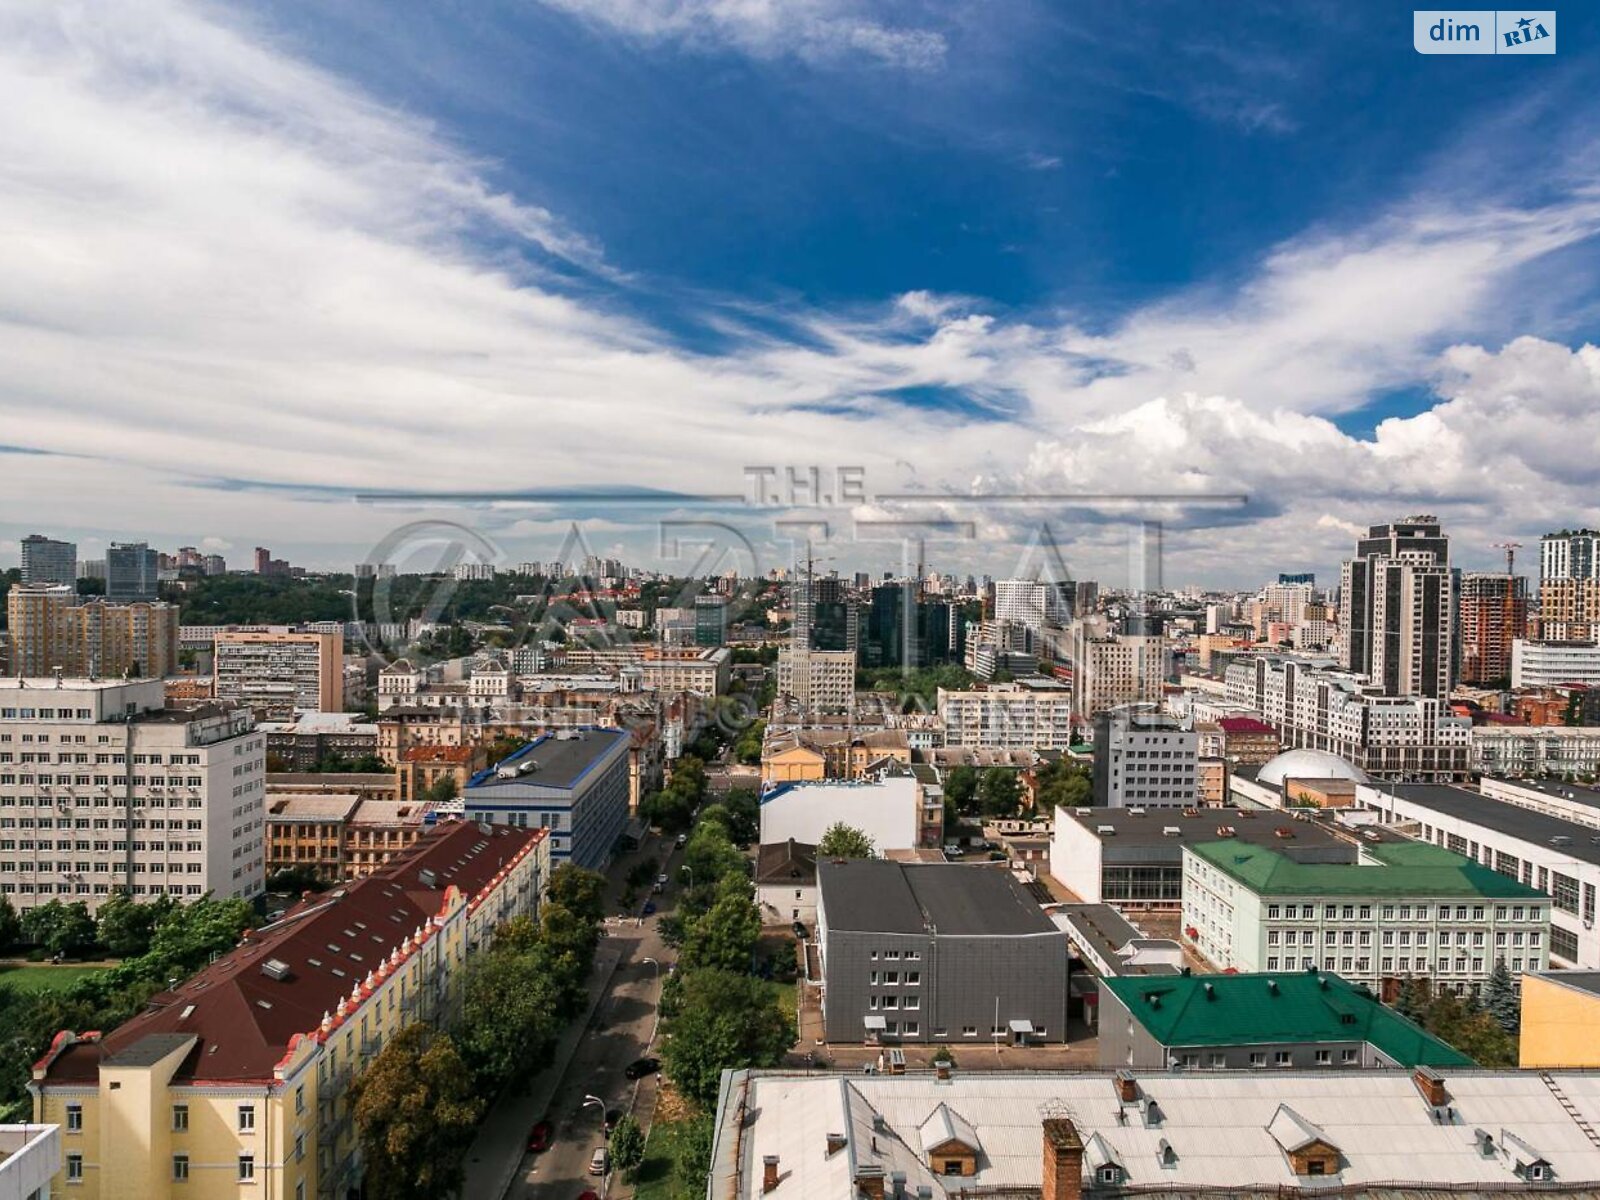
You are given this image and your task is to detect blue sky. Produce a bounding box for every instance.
[1,1,1599,586]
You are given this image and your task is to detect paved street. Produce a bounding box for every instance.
[462,832,683,1200]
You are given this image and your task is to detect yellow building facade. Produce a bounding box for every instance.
[31,821,550,1200]
[1519,970,1600,1069]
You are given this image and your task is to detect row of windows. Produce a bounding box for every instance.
[1266,902,1541,922]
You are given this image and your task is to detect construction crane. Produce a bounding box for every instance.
[1490,541,1522,576]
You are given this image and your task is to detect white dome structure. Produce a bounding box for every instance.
[1255,748,1370,789]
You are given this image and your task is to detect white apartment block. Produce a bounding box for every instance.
[993,580,1049,630]
[1355,782,1600,969]
[1182,838,1551,994]
[1511,639,1600,689]
[0,678,267,912]
[1226,655,1471,780]
[1472,725,1600,778]
[936,683,1073,749]
[776,647,855,715]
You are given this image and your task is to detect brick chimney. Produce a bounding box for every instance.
[855,1164,886,1199]
[934,1059,952,1082]
[763,1155,781,1194]
[1042,1117,1084,1200]
[826,1132,847,1157]
[1414,1066,1448,1108]
[1113,1069,1138,1104]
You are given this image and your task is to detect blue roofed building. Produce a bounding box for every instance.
[461,727,631,869]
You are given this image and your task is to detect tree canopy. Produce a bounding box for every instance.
[349,1024,484,1200]
[660,969,794,1107]
[817,822,876,860]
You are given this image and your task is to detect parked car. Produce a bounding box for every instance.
[791,920,808,940]
[642,899,657,916]
[654,874,667,893]
[526,1120,553,1154]
[676,832,688,846]
[624,1056,661,1080]
[579,1192,600,1200]
[603,1108,623,1133]
[589,1147,610,1176]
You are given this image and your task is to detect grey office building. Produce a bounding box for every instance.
[106,542,160,601]
[20,535,76,585]
[816,860,1069,1044]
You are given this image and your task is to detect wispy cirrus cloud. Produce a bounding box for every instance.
[531,0,948,68]
[2,2,1600,586]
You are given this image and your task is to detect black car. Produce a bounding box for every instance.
[624,1057,660,1080]
[791,921,808,940]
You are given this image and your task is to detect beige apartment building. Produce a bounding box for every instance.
[31,821,550,1200]
[7,584,180,679]
[213,631,343,719]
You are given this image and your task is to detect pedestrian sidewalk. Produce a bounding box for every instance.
[460,947,622,1200]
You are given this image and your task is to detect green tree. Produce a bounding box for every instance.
[681,878,762,973]
[1034,759,1092,811]
[1482,959,1521,1033]
[1394,976,1430,1023]
[349,1024,484,1200]
[722,788,761,846]
[22,901,97,957]
[0,894,21,951]
[944,764,978,813]
[977,767,1023,818]
[734,720,765,766]
[610,1113,646,1180]
[456,944,563,1091]
[817,822,875,860]
[422,775,459,804]
[94,892,173,959]
[661,969,794,1107]
[546,865,608,928]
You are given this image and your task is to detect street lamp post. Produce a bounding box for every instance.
[584,1094,609,1200]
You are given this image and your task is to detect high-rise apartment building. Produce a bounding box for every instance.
[1538,529,1600,640]
[0,677,266,911]
[1340,516,1452,697]
[19,534,76,585]
[1069,619,1165,717]
[6,585,180,679]
[1457,572,1528,684]
[776,647,856,715]
[213,630,344,718]
[105,542,160,602]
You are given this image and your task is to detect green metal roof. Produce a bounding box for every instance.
[1185,838,1546,899]
[1103,970,1475,1068]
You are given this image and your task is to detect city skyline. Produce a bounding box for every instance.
[2,4,1599,584]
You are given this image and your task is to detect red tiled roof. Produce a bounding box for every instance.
[1218,716,1276,734]
[401,743,478,763]
[38,821,544,1087]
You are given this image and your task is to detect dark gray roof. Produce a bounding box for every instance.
[1055,903,1182,976]
[818,860,1057,937]
[756,839,817,885]
[468,728,628,791]
[1533,970,1600,998]
[1387,784,1600,867]
[101,1033,196,1067]
[1069,807,1378,866]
